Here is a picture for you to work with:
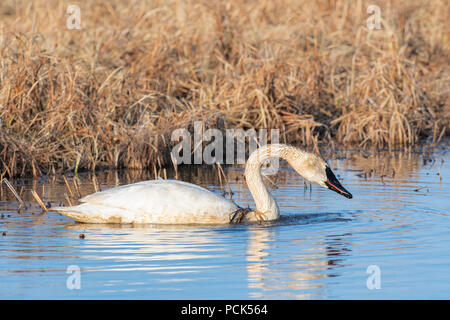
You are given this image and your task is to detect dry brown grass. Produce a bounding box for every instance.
[0,0,448,177]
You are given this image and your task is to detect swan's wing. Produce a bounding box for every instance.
[55,180,238,224]
[80,179,208,204]
[79,180,235,211]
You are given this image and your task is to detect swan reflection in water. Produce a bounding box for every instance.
[65,218,351,299]
[246,222,351,299]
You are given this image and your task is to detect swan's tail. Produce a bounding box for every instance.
[51,204,130,223]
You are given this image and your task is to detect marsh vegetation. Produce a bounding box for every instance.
[0,0,448,177]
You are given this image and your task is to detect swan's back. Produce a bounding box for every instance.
[53,180,238,224]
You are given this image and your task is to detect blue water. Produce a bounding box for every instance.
[0,149,449,299]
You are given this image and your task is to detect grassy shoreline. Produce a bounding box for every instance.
[0,0,449,177]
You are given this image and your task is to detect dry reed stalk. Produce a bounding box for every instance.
[153,164,158,180]
[63,176,75,199]
[216,162,233,199]
[216,164,225,196]
[1,178,25,208]
[262,174,277,189]
[31,190,48,213]
[72,178,82,199]
[170,152,179,180]
[92,175,99,193]
[64,194,73,206]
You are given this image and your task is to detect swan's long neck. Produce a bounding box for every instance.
[244,144,308,220]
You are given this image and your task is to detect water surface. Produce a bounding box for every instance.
[0,149,449,299]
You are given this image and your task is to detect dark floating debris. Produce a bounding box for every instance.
[2,231,6,236]
[79,234,85,239]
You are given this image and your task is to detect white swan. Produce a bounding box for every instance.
[53,144,352,224]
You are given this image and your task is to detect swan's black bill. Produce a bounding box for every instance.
[325,166,353,199]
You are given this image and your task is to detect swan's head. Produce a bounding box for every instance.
[290,151,353,199]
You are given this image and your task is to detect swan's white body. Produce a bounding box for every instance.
[53,144,352,224]
[55,180,239,224]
